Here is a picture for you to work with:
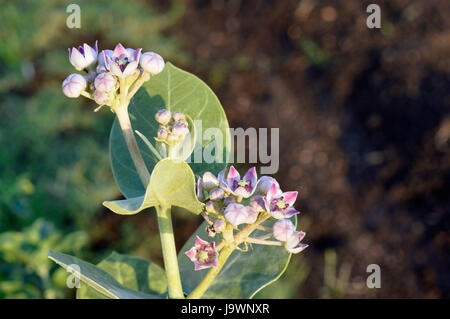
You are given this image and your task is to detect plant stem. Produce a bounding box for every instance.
[186,245,234,299]
[115,102,150,187]
[156,205,185,299]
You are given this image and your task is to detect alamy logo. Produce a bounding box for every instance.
[66,264,81,289]
[66,4,81,29]
[366,264,381,288]
[366,4,381,29]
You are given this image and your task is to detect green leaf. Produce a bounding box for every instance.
[110,62,230,199]
[103,158,204,215]
[48,250,162,299]
[178,218,295,299]
[77,252,167,299]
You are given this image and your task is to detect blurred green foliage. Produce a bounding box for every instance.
[0,0,187,298]
[0,219,87,298]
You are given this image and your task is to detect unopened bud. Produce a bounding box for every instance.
[155,109,171,125]
[62,74,87,98]
[202,172,219,190]
[172,112,184,121]
[140,52,165,75]
[172,123,189,137]
[157,126,168,140]
[93,90,109,105]
[213,219,226,233]
[209,188,225,201]
[94,72,116,92]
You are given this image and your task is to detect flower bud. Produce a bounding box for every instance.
[202,172,219,190]
[62,74,87,98]
[178,118,188,126]
[140,52,165,75]
[157,126,168,140]
[223,196,235,206]
[250,195,266,213]
[273,219,295,242]
[172,123,189,137]
[257,176,281,195]
[213,219,226,233]
[224,203,248,226]
[155,109,171,125]
[205,200,217,213]
[195,176,203,201]
[94,72,116,92]
[93,90,109,105]
[172,112,184,121]
[209,188,225,201]
[68,41,98,71]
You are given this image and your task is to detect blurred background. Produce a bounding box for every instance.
[0,0,449,298]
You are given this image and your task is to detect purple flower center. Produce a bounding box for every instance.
[270,196,287,211]
[115,55,130,71]
[78,46,85,55]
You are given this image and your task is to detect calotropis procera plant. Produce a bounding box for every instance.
[49,41,307,299]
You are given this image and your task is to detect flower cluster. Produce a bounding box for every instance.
[185,166,307,271]
[62,41,165,111]
[154,109,190,145]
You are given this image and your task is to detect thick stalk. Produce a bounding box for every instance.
[156,205,185,299]
[115,105,150,187]
[186,245,234,299]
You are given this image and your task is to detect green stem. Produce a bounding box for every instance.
[186,245,235,299]
[115,102,150,187]
[156,205,185,299]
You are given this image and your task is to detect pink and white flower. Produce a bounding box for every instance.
[263,183,299,219]
[104,43,142,77]
[62,74,86,98]
[285,231,307,254]
[185,236,218,271]
[273,219,296,242]
[220,166,258,198]
[68,41,98,71]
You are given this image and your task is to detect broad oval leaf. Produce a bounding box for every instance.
[103,158,204,215]
[77,252,167,299]
[178,218,295,299]
[110,62,230,199]
[48,250,162,299]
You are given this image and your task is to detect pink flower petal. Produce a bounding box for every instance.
[267,182,279,200]
[113,43,127,58]
[185,247,197,262]
[243,167,257,186]
[194,235,208,247]
[227,166,240,181]
[283,191,298,206]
